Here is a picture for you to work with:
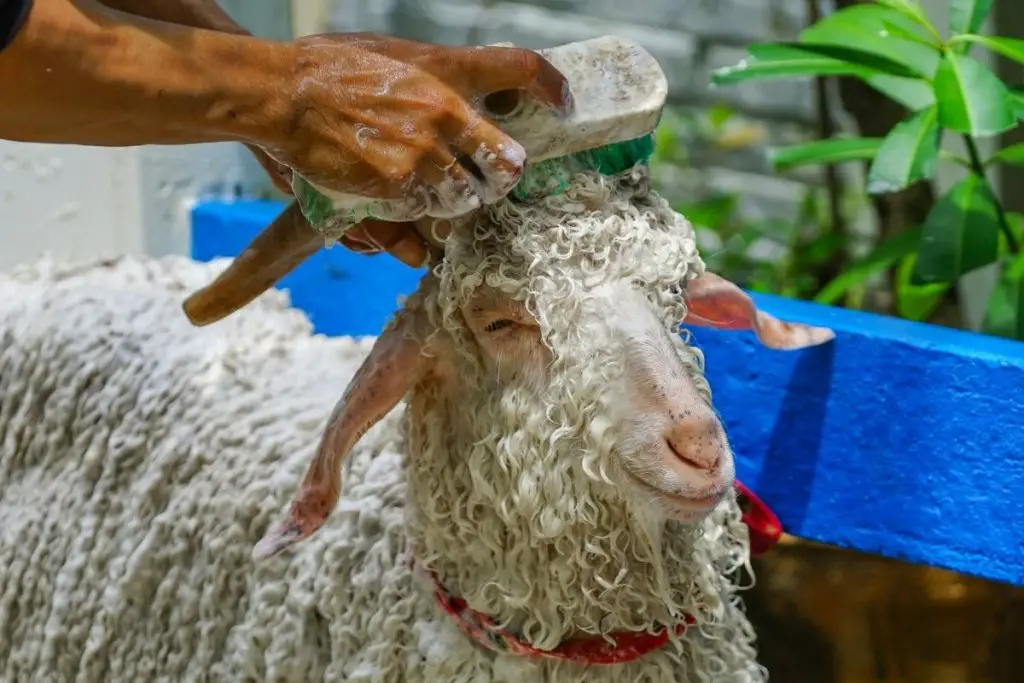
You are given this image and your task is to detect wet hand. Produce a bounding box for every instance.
[255,33,573,219]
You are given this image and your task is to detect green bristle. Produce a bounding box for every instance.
[510,132,656,202]
[294,132,658,231]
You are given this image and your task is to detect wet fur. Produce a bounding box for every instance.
[0,170,764,682]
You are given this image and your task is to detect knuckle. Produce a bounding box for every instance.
[517,50,543,76]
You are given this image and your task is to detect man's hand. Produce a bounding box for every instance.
[256,33,572,214]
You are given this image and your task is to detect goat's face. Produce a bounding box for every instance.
[455,278,732,523]
[252,175,834,561]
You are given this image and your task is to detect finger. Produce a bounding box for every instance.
[428,46,573,116]
[414,145,488,219]
[441,107,526,204]
[302,32,428,58]
[349,220,428,268]
[300,35,573,115]
[245,144,295,195]
[338,233,382,254]
[182,202,320,326]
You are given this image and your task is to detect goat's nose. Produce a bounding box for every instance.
[664,415,722,472]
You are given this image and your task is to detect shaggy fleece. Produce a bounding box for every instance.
[0,255,759,683]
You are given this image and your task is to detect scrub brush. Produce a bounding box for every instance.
[293,35,667,233]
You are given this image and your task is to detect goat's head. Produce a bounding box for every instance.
[251,172,833,561]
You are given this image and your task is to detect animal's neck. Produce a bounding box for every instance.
[401,397,711,650]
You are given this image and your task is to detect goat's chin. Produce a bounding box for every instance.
[619,460,733,524]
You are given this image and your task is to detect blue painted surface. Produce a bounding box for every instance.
[192,199,1024,587]
[191,200,426,337]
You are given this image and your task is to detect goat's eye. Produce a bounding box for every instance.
[484,319,515,333]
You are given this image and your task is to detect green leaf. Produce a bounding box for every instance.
[950,35,1024,66]
[880,19,939,48]
[814,227,923,305]
[875,0,939,36]
[948,0,994,36]
[799,5,940,78]
[1012,88,1024,121]
[710,42,917,86]
[769,137,882,172]
[1010,213,1024,247]
[867,106,941,193]
[988,143,1024,167]
[913,174,1001,284]
[896,254,950,321]
[982,255,1024,340]
[863,74,936,110]
[932,53,1016,137]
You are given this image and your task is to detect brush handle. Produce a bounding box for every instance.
[489,35,667,163]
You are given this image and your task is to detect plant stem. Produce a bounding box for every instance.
[963,134,1019,254]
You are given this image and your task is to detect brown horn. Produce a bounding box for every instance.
[183,201,321,326]
[252,300,434,561]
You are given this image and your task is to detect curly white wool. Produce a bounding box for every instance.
[405,169,763,680]
[0,169,764,683]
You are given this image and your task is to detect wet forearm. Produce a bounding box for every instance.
[96,0,248,35]
[0,0,288,146]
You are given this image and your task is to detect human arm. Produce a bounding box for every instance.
[91,0,296,190]
[0,0,285,146]
[96,0,248,35]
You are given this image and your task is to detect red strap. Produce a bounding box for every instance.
[734,480,783,557]
[428,479,783,665]
[431,570,697,665]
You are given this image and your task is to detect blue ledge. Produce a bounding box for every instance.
[192,199,1024,587]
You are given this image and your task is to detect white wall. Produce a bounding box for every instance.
[0,142,268,271]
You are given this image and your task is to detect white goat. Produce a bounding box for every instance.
[0,170,831,683]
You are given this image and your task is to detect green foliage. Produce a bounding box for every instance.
[949,0,993,37]
[896,254,951,321]
[866,106,941,193]
[710,0,1024,340]
[983,253,1024,339]
[770,138,883,172]
[932,52,1016,136]
[913,174,1000,283]
[989,143,1024,167]
[674,189,845,302]
[649,107,854,303]
[1011,88,1024,120]
[814,227,922,305]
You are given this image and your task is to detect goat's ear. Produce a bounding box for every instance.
[681,272,834,350]
[252,302,434,561]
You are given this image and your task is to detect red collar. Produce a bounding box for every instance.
[428,480,781,665]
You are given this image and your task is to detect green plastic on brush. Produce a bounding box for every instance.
[294,176,339,231]
[294,35,668,234]
[509,133,656,202]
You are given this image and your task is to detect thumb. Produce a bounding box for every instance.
[342,220,429,269]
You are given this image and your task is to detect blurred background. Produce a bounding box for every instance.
[2,1,1023,680]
